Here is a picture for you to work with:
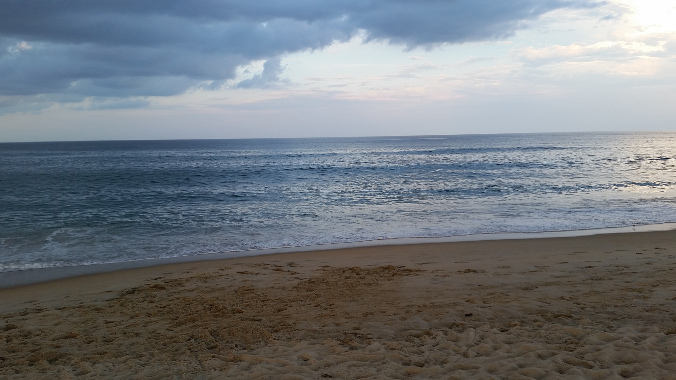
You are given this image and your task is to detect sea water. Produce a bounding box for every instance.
[1,132,676,272]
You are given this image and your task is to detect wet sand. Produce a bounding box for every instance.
[1,230,676,379]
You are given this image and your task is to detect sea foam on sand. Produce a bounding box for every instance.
[1,230,676,379]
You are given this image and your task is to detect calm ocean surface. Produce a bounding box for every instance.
[1,132,676,272]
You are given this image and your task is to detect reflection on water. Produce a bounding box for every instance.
[1,132,675,270]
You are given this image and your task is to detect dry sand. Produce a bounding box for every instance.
[1,230,676,379]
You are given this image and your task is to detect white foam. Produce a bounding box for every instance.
[2,222,675,289]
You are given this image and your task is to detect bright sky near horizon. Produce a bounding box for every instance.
[1,0,675,142]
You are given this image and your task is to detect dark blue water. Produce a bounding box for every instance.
[1,132,676,271]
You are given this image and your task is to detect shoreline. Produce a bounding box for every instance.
[1,226,675,378]
[2,222,676,289]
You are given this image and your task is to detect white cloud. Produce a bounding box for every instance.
[7,41,32,55]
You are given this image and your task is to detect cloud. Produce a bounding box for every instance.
[514,33,676,81]
[86,97,152,110]
[0,0,601,108]
[235,57,286,88]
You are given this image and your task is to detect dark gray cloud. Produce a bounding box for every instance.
[0,0,601,107]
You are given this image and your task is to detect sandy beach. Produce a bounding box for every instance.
[1,230,676,379]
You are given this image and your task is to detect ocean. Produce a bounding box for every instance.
[1,132,676,272]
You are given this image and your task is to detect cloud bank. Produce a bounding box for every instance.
[0,0,599,105]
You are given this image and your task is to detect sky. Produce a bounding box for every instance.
[1,0,675,142]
